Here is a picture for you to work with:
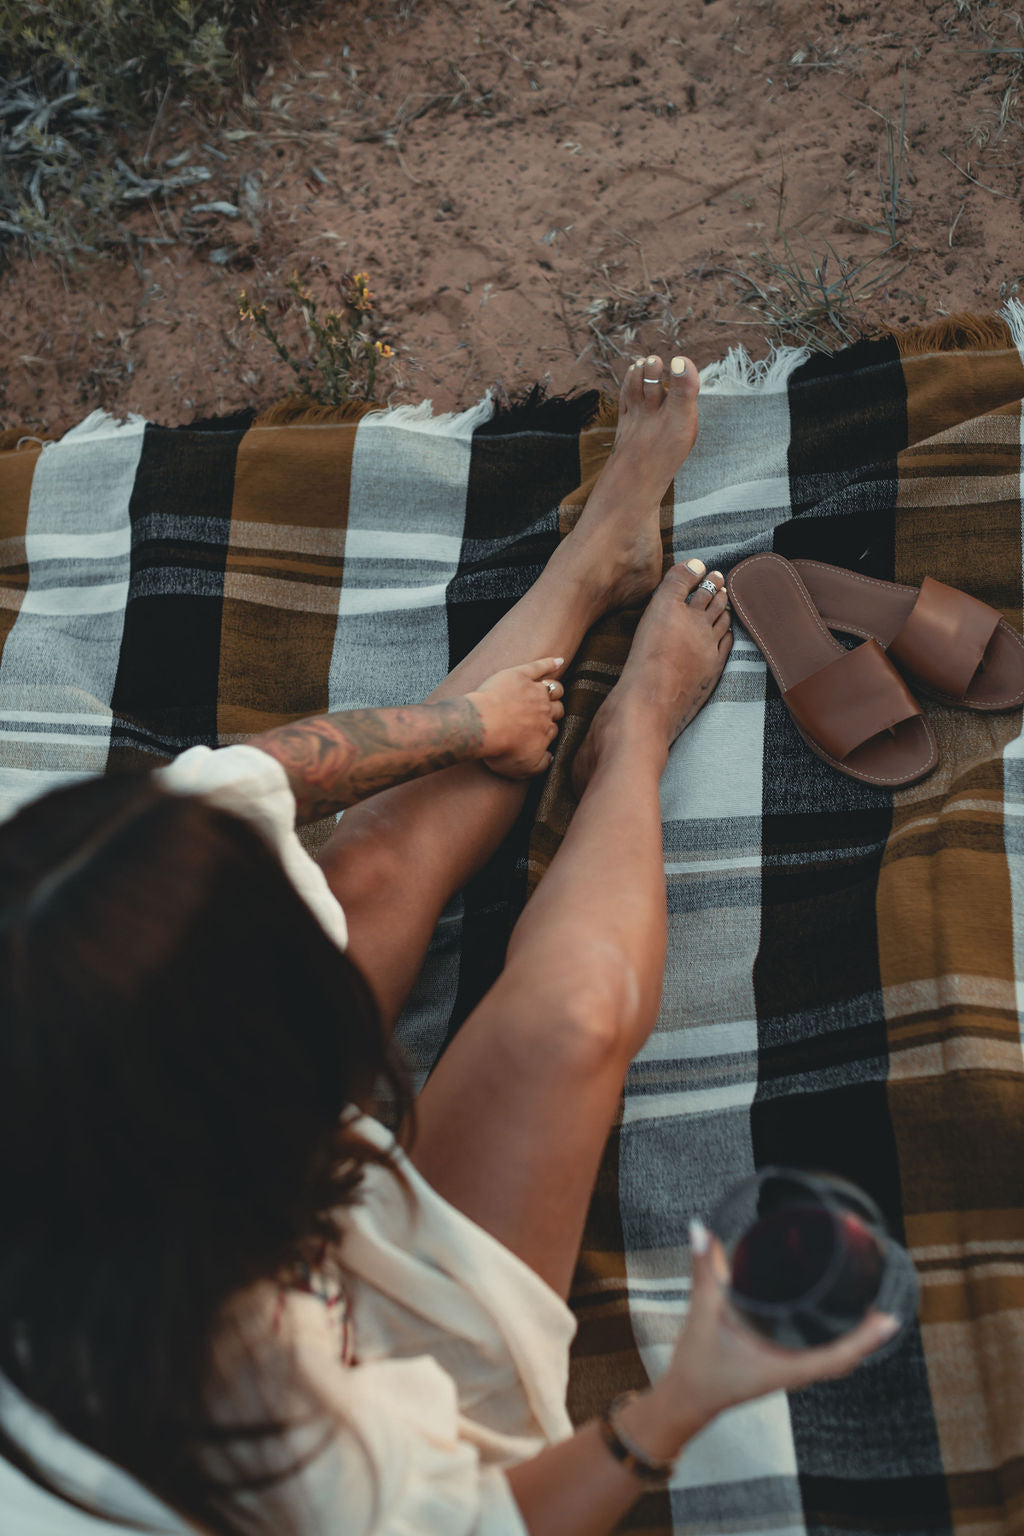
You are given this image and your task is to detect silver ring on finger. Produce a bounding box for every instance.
[544,680,558,696]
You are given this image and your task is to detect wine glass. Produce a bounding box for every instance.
[706,1166,918,1358]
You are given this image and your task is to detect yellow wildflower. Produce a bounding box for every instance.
[347,271,374,311]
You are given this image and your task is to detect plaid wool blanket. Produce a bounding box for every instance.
[2,309,1024,1536]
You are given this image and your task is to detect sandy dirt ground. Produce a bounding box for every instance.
[3,0,1024,435]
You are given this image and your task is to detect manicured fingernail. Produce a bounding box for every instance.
[688,1218,710,1255]
[878,1314,901,1338]
[685,558,706,575]
[671,356,687,376]
[554,657,565,667]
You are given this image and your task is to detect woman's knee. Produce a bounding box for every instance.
[495,949,646,1077]
[317,807,404,890]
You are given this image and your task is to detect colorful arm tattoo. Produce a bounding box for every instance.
[249,698,485,822]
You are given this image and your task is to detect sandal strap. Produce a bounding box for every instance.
[783,640,922,761]
[888,576,1001,698]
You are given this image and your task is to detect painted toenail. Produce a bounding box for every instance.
[671,357,687,376]
[685,558,706,575]
[647,354,659,367]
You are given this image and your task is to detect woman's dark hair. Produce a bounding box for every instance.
[0,768,412,1533]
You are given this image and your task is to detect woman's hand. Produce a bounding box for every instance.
[651,1225,901,1439]
[468,658,566,779]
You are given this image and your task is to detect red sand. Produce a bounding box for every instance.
[3,0,1024,434]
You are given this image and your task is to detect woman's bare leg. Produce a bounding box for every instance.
[409,561,733,1298]
[317,354,702,1028]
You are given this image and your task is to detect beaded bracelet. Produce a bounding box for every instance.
[598,1391,676,1484]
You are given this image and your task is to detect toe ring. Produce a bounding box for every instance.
[642,376,662,384]
[696,577,719,595]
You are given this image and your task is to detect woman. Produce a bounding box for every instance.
[0,355,897,1536]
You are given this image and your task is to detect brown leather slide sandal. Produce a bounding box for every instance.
[791,559,1024,712]
[726,553,939,786]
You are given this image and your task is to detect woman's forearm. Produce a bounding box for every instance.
[505,1386,702,1536]
[248,699,486,823]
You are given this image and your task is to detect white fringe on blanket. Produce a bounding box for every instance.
[59,410,148,444]
[699,341,810,395]
[362,392,495,437]
[1002,296,1024,362]
[57,309,1024,445]
[54,397,497,446]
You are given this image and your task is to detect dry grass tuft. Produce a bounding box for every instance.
[723,238,908,351]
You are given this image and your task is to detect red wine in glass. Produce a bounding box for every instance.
[708,1168,917,1354]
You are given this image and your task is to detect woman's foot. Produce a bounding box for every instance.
[572,560,732,796]
[564,352,700,611]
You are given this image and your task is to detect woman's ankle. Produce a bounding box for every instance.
[555,525,661,618]
[582,704,669,784]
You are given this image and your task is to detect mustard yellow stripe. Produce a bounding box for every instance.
[0,442,41,657]
[881,358,1024,1534]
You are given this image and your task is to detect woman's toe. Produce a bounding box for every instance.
[640,353,665,410]
[687,569,724,611]
[706,587,729,621]
[665,354,699,412]
[619,357,647,414]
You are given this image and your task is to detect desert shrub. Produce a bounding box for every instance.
[0,0,303,262]
[239,270,397,405]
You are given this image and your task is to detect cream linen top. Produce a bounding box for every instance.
[0,746,576,1534]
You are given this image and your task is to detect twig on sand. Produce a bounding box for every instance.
[662,169,762,220]
[940,152,1010,197]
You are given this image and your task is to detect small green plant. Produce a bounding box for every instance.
[879,70,909,246]
[238,271,397,405]
[727,235,907,351]
[838,74,911,247]
[723,139,909,354]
